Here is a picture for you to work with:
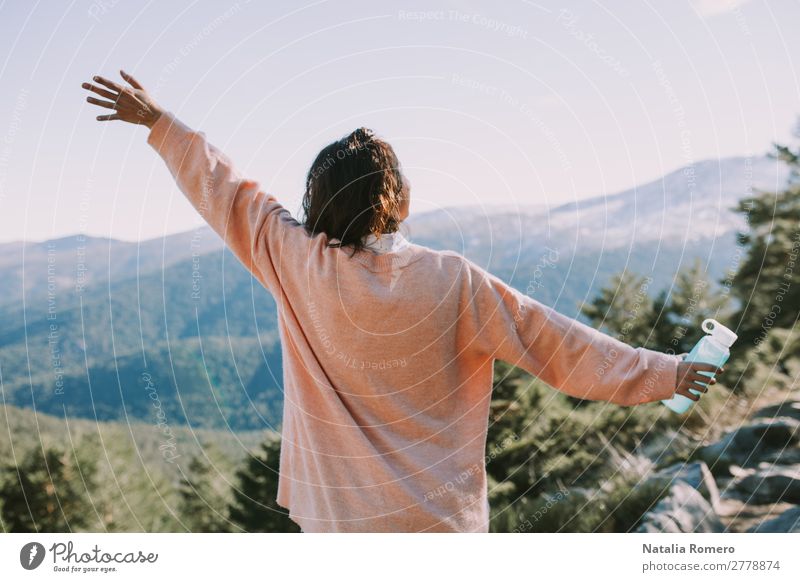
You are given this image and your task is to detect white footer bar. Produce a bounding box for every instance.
[1,533,797,581]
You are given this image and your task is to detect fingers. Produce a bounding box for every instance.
[684,391,701,402]
[674,359,722,403]
[686,371,717,384]
[81,82,118,100]
[86,71,146,94]
[119,69,143,90]
[92,75,123,93]
[689,362,724,375]
[675,385,700,400]
[684,377,716,389]
[96,114,121,122]
[676,386,701,401]
[86,96,117,109]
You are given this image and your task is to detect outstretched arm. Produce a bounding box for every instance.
[81,70,306,295]
[465,261,722,406]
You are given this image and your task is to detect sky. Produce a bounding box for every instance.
[0,0,798,243]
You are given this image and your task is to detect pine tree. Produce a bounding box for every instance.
[730,135,800,353]
[582,262,729,355]
[0,445,98,532]
[177,454,230,532]
[580,271,656,348]
[227,436,300,532]
[649,259,731,355]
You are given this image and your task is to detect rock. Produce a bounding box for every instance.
[637,482,725,533]
[752,401,800,423]
[760,447,800,466]
[698,418,800,471]
[649,461,721,511]
[733,465,800,504]
[747,506,800,533]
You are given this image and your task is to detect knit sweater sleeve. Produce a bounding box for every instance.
[146,112,306,295]
[464,259,680,406]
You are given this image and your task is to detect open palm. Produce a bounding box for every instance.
[82,70,163,128]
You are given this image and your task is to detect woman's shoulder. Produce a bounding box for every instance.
[408,246,497,286]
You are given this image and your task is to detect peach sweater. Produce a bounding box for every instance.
[147,113,681,533]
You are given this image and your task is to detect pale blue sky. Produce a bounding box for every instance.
[0,0,798,242]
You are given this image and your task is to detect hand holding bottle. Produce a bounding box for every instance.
[674,360,724,402]
[662,319,737,413]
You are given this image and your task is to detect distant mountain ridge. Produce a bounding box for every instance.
[408,155,788,310]
[1,155,785,309]
[0,155,788,431]
[0,228,224,309]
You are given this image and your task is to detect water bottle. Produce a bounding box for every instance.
[661,318,737,413]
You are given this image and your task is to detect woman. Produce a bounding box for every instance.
[82,71,722,533]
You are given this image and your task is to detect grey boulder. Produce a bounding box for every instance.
[648,461,721,511]
[698,418,800,471]
[637,482,724,533]
[733,465,800,504]
[752,400,800,423]
[747,505,800,533]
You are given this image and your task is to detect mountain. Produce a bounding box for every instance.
[0,228,224,309]
[407,156,789,312]
[0,243,282,431]
[0,156,788,432]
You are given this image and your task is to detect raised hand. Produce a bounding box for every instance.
[81,70,163,128]
[675,360,724,401]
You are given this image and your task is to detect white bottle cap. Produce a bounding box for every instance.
[701,318,738,347]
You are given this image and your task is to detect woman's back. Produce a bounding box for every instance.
[276,234,499,532]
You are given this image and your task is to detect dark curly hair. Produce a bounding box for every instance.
[301,127,406,256]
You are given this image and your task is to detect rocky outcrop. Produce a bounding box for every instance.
[714,400,800,532]
[637,482,724,533]
[747,506,800,533]
[732,465,800,504]
[640,400,800,533]
[752,401,800,422]
[647,461,721,511]
[697,418,800,471]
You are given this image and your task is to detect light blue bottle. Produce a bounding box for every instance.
[661,318,737,413]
